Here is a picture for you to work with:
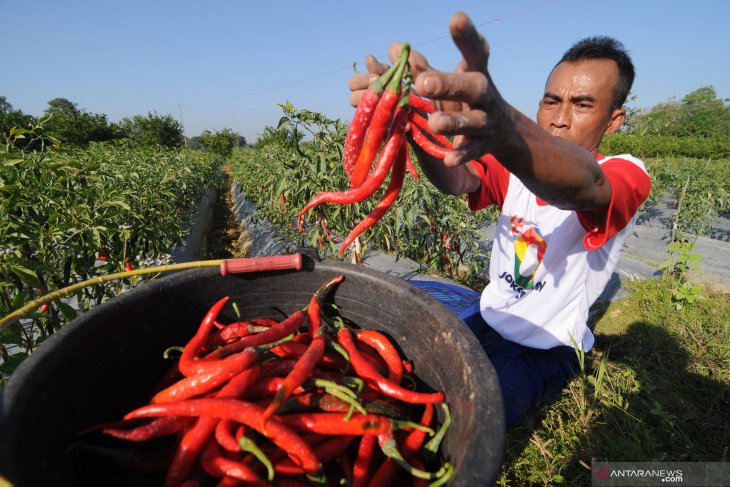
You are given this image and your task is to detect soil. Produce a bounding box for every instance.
[206,165,249,259]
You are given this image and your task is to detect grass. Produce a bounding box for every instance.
[496,278,729,485]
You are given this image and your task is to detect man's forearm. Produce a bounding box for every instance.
[489,104,611,211]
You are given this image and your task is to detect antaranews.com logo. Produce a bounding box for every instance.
[592,462,729,486]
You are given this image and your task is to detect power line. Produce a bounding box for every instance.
[180,0,560,108]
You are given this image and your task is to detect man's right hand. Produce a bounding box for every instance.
[346,13,493,196]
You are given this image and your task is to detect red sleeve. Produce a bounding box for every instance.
[467,154,510,212]
[577,157,651,251]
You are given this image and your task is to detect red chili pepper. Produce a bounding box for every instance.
[261,335,325,422]
[269,342,347,371]
[408,94,435,113]
[277,392,406,419]
[102,416,191,442]
[355,330,404,384]
[408,111,453,150]
[274,435,355,476]
[337,329,445,404]
[339,140,407,256]
[402,403,435,455]
[405,147,418,180]
[350,43,410,189]
[368,403,434,486]
[276,412,395,436]
[352,434,378,487]
[402,359,414,375]
[307,275,345,336]
[152,348,259,403]
[409,123,450,159]
[125,398,322,474]
[352,343,388,376]
[158,365,262,486]
[204,310,305,361]
[376,431,446,481]
[215,418,242,453]
[297,104,409,232]
[261,358,299,378]
[200,438,269,486]
[344,61,401,182]
[163,419,213,486]
[179,297,230,377]
[245,377,305,400]
[206,317,278,349]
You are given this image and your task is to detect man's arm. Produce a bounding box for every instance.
[348,12,613,211]
[415,12,612,212]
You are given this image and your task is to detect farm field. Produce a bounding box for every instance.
[1,103,728,485]
[2,2,729,483]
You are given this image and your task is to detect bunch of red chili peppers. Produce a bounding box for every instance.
[81,274,454,486]
[297,43,459,258]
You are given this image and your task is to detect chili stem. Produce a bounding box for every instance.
[379,435,446,480]
[423,403,452,463]
[429,463,455,487]
[238,435,274,481]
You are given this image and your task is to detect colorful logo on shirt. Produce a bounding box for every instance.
[511,216,547,290]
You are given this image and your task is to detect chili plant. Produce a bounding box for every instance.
[1,136,220,382]
[229,103,492,288]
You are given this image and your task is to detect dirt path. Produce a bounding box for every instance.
[205,165,249,260]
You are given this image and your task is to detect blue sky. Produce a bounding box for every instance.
[2,0,728,141]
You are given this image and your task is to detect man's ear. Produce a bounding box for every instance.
[604,107,626,136]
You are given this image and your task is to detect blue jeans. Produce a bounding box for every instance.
[408,280,581,429]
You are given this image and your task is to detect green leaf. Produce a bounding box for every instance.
[56,301,78,321]
[9,264,42,289]
[0,352,28,375]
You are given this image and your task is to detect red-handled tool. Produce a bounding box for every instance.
[220,254,303,276]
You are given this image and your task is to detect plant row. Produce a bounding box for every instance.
[642,156,730,237]
[229,103,494,287]
[600,133,730,159]
[0,140,220,378]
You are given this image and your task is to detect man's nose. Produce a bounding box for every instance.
[551,104,571,128]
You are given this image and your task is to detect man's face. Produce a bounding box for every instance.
[537,59,625,155]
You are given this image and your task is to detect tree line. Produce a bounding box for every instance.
[3,85,728,159]
[0,97,244,157]
[601,85,729,158]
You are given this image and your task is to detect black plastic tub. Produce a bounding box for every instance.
[0,258,504,486]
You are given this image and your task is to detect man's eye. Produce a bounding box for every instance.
[542,99,557,106]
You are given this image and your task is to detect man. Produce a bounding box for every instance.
[349,12,650,428]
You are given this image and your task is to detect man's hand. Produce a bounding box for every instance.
[347,12,504,167]
[415,11,507,168]
[348,55,388,107]
[345,11,500,195]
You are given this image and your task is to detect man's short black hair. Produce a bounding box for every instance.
[557,36,635,110]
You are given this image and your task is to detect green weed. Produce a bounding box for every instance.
[498,278,729,485]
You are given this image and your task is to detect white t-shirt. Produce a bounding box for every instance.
[467,153,651,351]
